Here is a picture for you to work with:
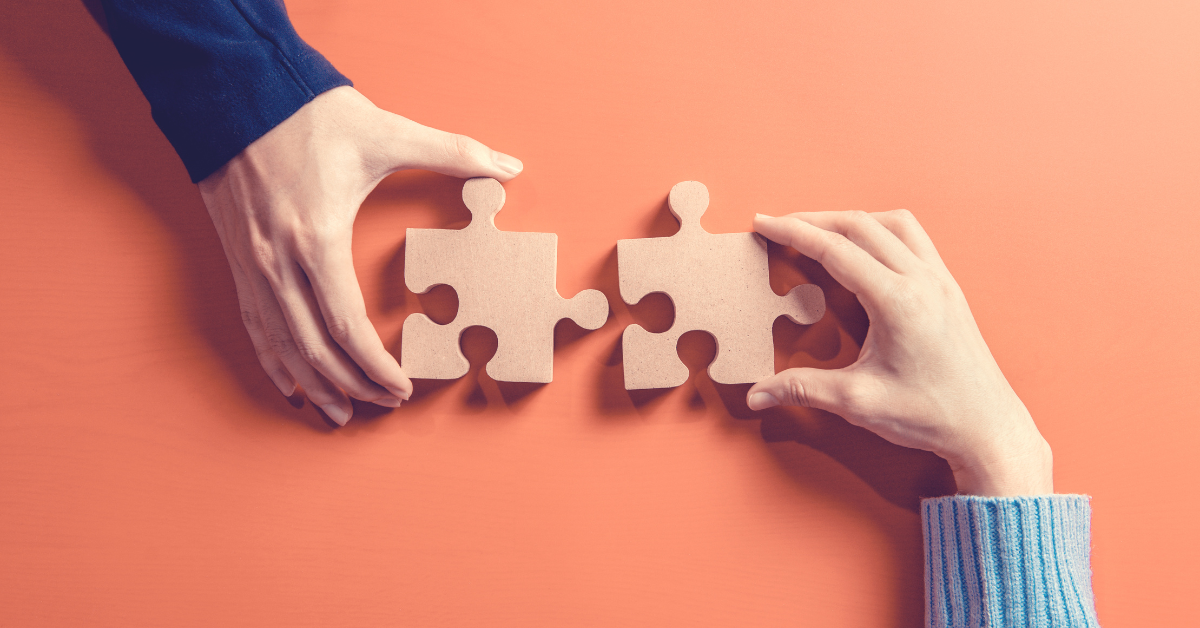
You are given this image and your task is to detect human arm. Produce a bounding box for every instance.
[746,211,1098,625]
[100,2,522,424]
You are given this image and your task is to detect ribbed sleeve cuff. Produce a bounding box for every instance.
[922,495,1099,627]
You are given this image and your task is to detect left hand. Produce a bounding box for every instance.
[199,86,523,425]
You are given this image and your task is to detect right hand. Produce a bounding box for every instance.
[746,210,1053,496]
[199,86,522,426]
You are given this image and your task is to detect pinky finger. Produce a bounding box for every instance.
[231,259,296,396]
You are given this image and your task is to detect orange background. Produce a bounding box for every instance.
[2,1,1198,626]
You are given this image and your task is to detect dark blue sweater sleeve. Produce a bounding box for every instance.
[99,0,352,183]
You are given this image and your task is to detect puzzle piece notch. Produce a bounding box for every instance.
[617,181,825,390]
[401,178,609,384]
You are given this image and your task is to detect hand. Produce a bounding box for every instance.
[198,86,522,426]
[746,211,1053,496]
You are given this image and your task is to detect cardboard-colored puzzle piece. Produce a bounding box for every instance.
[401,178,609,383]
[616,181,826,389]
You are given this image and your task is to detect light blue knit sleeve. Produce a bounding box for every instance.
[921,495,1099,627]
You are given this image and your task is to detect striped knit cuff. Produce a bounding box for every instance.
[922,495,1099,628]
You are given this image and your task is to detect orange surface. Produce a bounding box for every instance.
[2,1,1198,626]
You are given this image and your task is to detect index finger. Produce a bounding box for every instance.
[753,213,897,299]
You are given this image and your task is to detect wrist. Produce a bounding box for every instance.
[947,431,1054,497]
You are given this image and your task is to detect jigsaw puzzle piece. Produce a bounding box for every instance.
[665,180,709,230]
[706,279,825,385]
[617,181,826,389]
[401,209,476,381]
[622,324,691,389]
[400,314,470,380]
[485,317,554,383]
[706,323,776,385]
[779,283,825,325]
[561,289,609,331]
[401,177,609,384]
[485,281,607,383]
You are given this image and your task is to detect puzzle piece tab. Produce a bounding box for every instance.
[401,178,608,383]
[617,181,825,389]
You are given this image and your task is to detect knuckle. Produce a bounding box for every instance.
[891,208,916,223]
[784,377,811,408]
[448,133,479,161]
[291,228,337,263]
[290,233,317,263]
[295,338,326,366]
[265,326,297,358]
[819,232,855,262]
[839,378,875,415]
[939,274,967,302]
[326,314,356,345]
[846,210,872,224]
[239,307,262,330]
[250,239,285,279]
[913,255,943,279]
[781,218,808,249]
[843,211,875,236]
[885,276,921,314]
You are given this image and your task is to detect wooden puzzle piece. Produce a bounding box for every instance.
[616,181,825,389]
[401,178,609,383]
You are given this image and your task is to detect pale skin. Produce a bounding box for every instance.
[746,211,1054,497]
[200,87,1053,497]
[199,86,522,425]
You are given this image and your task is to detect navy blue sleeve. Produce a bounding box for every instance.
[99,0,353,183]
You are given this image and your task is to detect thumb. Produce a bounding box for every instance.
[387,116,523,181]
[747,367,850,413]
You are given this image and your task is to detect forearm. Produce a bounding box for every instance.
[923,495,1099,627]
[100,0,351,182]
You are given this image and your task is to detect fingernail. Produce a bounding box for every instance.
[494,152,523,176]
[754,213,771,221]
[270,373,296,397]
[385,386,411,401]
[376,397,404,408]
[320,403,352,426]
[747,391,780,411]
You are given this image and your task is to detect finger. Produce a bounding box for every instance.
[747,367,855,414]
[387,117,523,181]
[753,213,896,298]
[869,209,947,270]
[243,259,358,425]
[779,211,918,273]
[265,258,401,407]
[229,258,296,396]
[265,256,396,401]
[297,237,413,402]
